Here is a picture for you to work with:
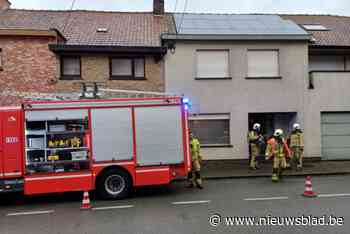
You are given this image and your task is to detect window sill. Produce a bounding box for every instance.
[201,144,233,148]
[59,76,82,81]
[245,76,282,80]
[309,70,350,73]
[110,76,146,81]
[195,77,232,80]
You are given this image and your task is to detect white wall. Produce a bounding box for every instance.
[165,41,309,160]
[305,72,350,158]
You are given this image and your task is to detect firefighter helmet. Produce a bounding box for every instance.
[274,129,284,137]
[293,123,301,130]
[253,123,261,131]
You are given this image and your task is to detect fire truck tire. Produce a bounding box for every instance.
[96,169,132,200]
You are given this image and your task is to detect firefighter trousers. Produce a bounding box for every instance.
[187,159,202,187]
[250,144,259,169]
[272,156,287,182]
[292,147,303,169]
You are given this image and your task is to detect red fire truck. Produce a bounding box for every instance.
[0,96,191,199]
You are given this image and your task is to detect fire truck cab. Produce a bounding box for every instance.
[0,97,191,199]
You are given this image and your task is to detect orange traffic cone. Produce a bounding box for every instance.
[302,176,317,197]
[81,191,92,210]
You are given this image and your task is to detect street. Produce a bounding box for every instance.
[1,175,350,234]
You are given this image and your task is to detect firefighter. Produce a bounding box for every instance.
[265,129,291,182]
[289,123,304,170]
[248,123,263,170]
[187,133,203,189]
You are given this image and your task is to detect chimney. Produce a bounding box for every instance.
[153,0,164,15]
[0,0,11,10]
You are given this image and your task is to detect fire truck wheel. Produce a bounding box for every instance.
[97,169,132,200]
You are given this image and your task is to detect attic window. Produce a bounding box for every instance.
[97,28,108,33]
[302,24,328,31]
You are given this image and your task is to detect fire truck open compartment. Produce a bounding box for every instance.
[0,97,190,198]
[25,109,90,174]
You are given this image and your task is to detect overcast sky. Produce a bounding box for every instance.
[10,0,350,16]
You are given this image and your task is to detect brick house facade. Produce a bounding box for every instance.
[0,33,58,105]
[0,0,170,106]
[54,55,164,93]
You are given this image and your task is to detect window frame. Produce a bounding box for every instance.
[189,113,232,147]
[246,49,281,79]
[195,49,232,80]
[309,55,350,72]
[109,57,146,80]
[60,56,82,80]
[301,24,329,31]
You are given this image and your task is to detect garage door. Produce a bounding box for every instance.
[321,112,350,160]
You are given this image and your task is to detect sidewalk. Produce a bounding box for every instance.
[201,159,350,179]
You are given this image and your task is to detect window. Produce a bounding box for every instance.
[196,50,230,79]
[60,56,81,80]
[309,56,346,71]
[110,58,145,80]
[247,50,279,78]
[96,28,108,33]
[302,24,328,31]
[346,57,350,70]
[189,114,230,145]
[0,48,3,71]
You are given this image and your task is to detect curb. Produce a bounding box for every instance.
[175,171,350,182]
[202,171,350,180]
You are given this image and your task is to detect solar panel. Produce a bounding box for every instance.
[174,14,308,36]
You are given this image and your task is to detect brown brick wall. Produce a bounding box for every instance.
[0,37,165,106]
[0,0,10,10]
[55,55,164,93]
[0,36,57,106]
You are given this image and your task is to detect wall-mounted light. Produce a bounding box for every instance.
[167,41,176,54]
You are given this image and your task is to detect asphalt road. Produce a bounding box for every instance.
[1,175,350,234]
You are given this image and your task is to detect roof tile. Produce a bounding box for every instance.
[281,15,350,47]
[0,9,173,47]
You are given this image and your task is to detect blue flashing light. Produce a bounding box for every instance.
[184,105,189,110]
[182,98,190,104]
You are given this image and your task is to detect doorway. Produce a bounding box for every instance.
[248,112,297,138]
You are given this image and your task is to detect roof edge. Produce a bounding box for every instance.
[0,28,65,40]
[49,44,167,55]
[162,34,311,41]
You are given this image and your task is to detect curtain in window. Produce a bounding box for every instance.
[111,59,132,76]
[189,119,230,145]
[134,58,145,78]
[63,58,80,76]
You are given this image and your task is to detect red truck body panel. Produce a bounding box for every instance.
[0,97,190,196]
[0,108,24,179]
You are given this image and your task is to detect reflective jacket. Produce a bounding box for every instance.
[248,130,260,144]
[289,131,304,148]
[266,137,291,158]
[190,138,201,161]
